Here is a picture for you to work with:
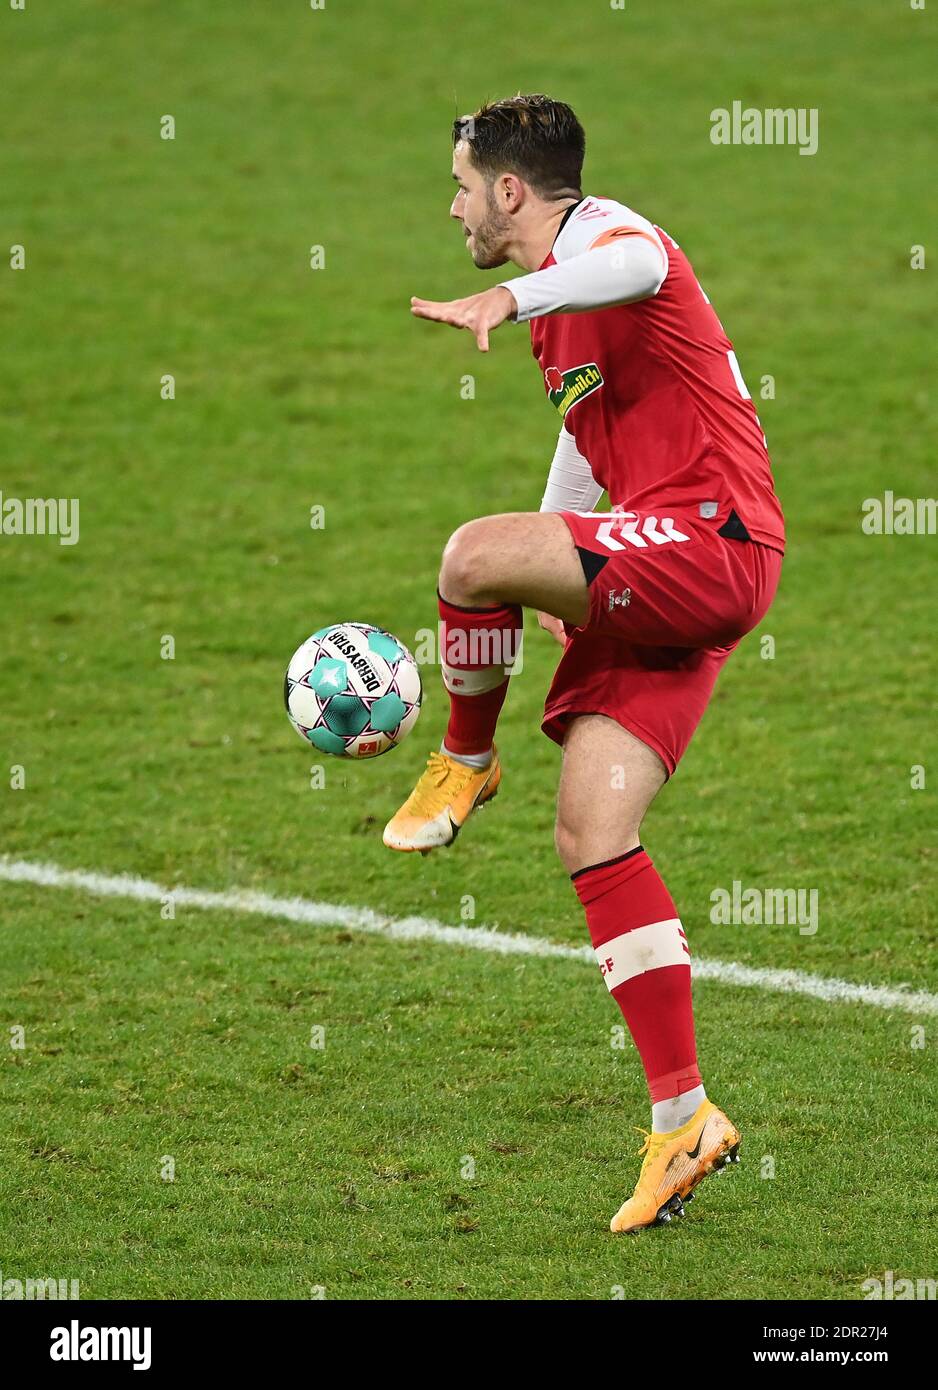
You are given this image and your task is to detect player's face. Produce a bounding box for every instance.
[450,142,511,270]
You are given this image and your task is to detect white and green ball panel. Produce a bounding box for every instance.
[287,623,412,697]
[284,622,423,758]
[287,692,421,759]
[339,697,422,758]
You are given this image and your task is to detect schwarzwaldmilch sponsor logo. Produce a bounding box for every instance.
[544,362,603,419]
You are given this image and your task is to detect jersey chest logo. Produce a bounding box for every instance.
[544,362,604,419]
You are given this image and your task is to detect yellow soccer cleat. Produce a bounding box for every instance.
[609,1099,741,1234]
[383,747,501,853]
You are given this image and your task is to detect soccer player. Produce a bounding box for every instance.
[383,96,784,1233]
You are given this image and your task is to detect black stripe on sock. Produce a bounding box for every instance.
[437,587,514,615]
[570,844,645,881]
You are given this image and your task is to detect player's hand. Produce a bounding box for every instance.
[410,286,517,352]
[537,611,567,645]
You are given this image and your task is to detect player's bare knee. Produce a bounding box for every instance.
[553,816,581,874]
[554,806,600,873]
[440,519,496,606]
[554,782,645,874]
[555,822,642,875]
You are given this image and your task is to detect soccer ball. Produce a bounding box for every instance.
[284,622,422,758]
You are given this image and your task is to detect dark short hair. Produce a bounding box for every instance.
[453,94,585,200]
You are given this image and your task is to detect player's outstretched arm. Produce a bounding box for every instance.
[410,285,518,352]
[500,233,667,322]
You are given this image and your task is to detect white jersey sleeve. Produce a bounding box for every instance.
[539,424,604,514]
[499,196,668,324]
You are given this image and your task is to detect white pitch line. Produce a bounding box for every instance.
[1,855,936,1018]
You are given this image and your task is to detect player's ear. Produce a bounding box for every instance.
[500,171,525,210]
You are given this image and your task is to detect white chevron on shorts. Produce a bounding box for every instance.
[642,516,691,544]
[594,515,691,551]
[595,520,626,551]
[618,517,648,548]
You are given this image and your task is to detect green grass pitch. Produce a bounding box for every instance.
[1,0,935,1300]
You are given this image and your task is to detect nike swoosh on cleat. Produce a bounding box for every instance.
[685,1127,708,1161]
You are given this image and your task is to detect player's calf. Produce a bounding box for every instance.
[436,512,587,767]
[383,512,588,855]
[557,715,734,1225]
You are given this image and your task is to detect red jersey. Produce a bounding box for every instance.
[523,197,785,552]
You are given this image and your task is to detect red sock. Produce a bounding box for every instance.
[572,847,701,1102]
[438,590,522,757]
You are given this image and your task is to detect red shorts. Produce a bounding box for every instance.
[542,503,783,776]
